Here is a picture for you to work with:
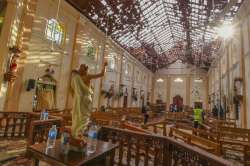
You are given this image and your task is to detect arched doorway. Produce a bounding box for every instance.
[173,95,183,112]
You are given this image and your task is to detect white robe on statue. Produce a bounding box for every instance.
[71,72,93,138]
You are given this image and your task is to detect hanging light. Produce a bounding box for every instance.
[215,23,234,39]
[194,78,203,83]
[174,78,183,83]
[156,78,164,82]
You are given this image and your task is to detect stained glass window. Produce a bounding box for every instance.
[45,19,65,45]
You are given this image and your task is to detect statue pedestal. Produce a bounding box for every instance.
[68,136,87,153]
[61,126,87,153]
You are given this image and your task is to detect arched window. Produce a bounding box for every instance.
[125,63,131,75]
[109,57,115,70]
[45,19,65,45]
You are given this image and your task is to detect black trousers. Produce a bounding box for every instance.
[194,121,199,128]
[144,114,149,124]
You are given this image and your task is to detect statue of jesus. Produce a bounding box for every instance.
[71,62,107,138]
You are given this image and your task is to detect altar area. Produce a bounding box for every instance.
[1,0,250,165]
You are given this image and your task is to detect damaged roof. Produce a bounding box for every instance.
[67,0,244,72]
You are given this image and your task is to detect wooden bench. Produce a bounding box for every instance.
[218,127,250,141]
[90,111,126,127]
[192,128,220,143]
[141,118,194,136]
[177,125,250,165]
[169,127,220,155]
[121,122,152,134]
[215,127,250,165]
[166,111,191,119]
[204,118,237,129]
[0,112,62,165]
[99,126,232,166]
[91,109,144,125]
[142,120,169,136]
[219,139,250,165]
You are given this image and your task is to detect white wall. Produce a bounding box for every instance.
[153,60,208,108]
[208,0,250,128]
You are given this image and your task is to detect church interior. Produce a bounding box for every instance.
[0,0,250,165]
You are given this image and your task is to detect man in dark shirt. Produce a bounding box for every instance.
[142,102,150,124]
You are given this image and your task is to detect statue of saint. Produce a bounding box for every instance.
[71,62,107,138]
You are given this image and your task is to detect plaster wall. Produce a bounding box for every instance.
[208,0,250,128]
[154,60,208,109]
[0,0,153,111]
[18,0,77,111]
[0,0,26,111]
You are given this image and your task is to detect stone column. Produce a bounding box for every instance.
[4,0,38,112]
[226,42,231,119]
[130,63,135,107]
[65,15,81,110]
[151,76,155,103]
[166,76,171,110]
[239,25,247,128]
[117,55,122,107]
[0,0,20,90]
[186,76,191,106]
[0,0,20,111]
[204,76,209,110]
[97,40,108,109]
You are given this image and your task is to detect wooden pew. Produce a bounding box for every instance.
[121,122,152,134]
[192,128,220,143]
[165,111,193,123]
[169,127,220,155]
[204,118,237,129]
[0,112,62,165]
[124,107,144,123]
[142,118,194,136]
[166,111,190,118]
[90,110,154,135]
[218,127,250,141]
[99,126,232,166]
[188,126,250,165]
[92,108,144,125]
[28,117,62,145]
[216,127,250,165]
[142,120,169,136]
[90,111,126,127]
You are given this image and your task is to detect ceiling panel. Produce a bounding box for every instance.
[66,0,244,72]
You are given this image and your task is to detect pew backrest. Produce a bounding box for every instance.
[170,127,220,155]
[218,127,250,142]
[28,118,62,145]
[99,126,232,166]
[0,112,32,139]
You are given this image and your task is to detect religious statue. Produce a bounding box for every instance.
[4,46,21,82]
[36,65,56,111]
[71,62,107,138]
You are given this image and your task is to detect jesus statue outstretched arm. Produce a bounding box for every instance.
[87,62,108,80]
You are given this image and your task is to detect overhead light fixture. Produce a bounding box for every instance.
[194,78,203,83]
[216,23,234,39]
[174,78,183,83]
[156,78,164,82]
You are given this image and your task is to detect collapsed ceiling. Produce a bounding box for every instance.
[66,0,244,72]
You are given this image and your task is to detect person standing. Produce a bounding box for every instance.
[212,104,218,118]
[142,102,150,124]
[193,103,204,128]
